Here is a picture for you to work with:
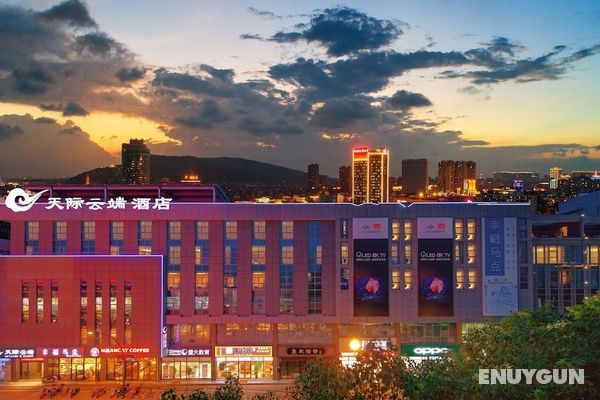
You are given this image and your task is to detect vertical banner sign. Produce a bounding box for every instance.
[483,217,518,316]
[353,218,389,316]
[417,218,454,316]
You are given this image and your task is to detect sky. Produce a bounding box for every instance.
[0,0,599,178]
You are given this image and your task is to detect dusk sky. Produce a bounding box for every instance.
[0,0,599,178]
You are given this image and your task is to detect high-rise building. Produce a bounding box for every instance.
[307,164,320,192]
[549,167,562,190]
[438,160,476,194]
[122,139,150,184]
[352,147,389,203]
[339,165,351,194]
[402,159,428,195]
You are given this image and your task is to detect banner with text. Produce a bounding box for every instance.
[483,217,518,316]
[417,218,454,317]
[353,218,389,316]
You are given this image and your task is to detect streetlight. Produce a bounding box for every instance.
[89,331,127,388]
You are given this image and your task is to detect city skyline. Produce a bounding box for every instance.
[0,0,599,178]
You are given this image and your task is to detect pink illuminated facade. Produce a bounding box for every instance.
[0,185,533,382]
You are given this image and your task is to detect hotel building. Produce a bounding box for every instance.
[352,147,389,204]
[0,185,532,382]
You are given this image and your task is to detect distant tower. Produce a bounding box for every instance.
[338,165,351,194]
[307,164,320,192]
[402,159,428,195]
[122,139,150,184]
[352,147,389,203]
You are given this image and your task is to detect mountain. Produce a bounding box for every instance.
[65,155,311,185]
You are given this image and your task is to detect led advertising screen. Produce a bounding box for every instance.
[354,238,389,316]
[417,218,454,317]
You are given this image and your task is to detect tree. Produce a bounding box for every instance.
[213,375,244,400]
[289,358,353,400]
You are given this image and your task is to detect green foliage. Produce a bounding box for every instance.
[251,392,281,400]
[187,389,211,400]
[213,375,244,400]
[160,387,180,400]
[289,358,353,400]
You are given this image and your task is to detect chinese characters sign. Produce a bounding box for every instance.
[37,347,83,358]
[167,348,211,357]
[286,347,325,356]
[484,218,505,276]
[0,348,35,358]
[45,197,173,211]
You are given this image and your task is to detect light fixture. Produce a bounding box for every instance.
[349,339,361,352]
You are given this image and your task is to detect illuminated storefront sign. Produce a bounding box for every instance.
[0,348,36,358]
[3,188,173,213]
[400,344,459,357]
[38,347,83,358]
[89,347,151,357]
[215,346,271,357]
[286,347,325,356]
[167,347,211,357]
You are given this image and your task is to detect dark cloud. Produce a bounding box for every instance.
[247,7,282,20]
[153,70,235,97]
[39,0,97,28]
[175,99,229,128]
[116,66,146,82]
[40,102,88,116]
[237,116,304,136]
[11,65,54,95]
[239,33,263,40]
[484,36,523,57]
[312,96,376,128]
[199,64,235,83]
[0,122,24,140]
[386,90,432,109]
[75,32,126,56]
[266,7,403,56]
[34,116,56,124]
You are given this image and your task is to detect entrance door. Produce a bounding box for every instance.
[21,361,42,380]
[239,361,251,379]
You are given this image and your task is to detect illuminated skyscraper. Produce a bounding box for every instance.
[307,163,320,192]
[438,160,476,194]
[352,147,389,203]
[549,167,562,189]
[339,165,351,194]
[122,139,150,184]
[402,159,429,195]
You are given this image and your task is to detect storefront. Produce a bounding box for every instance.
[161,347,212,380]
[89,346,158,381]
[400,344,460,363]
[38,347,101,381]
[215,346,272,380]
[338,339,394,367]
[278,346,327,379]
[0,348,38,381]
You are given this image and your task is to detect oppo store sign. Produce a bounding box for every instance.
[401,344,459,357]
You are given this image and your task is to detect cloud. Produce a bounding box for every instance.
[0,122,24,140]
[75,32,126,56]
[321,132,358,141]
[312,96,376,128]
[386,90,432,109]
[264,7,403,56]
[247,7,282,20]
[237,116,304,136]
[484,36,524,57]
[175,99,229,128]
[11,65,54,95]
[39,0,97,28]
[116,66,146,82]
[256,141,276,148]
[40,102,89,116]
[34,117,56,124]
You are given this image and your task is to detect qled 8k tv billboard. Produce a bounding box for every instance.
[417,218,454,316]
[353,218,389,316]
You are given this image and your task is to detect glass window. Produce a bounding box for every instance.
[404,220,412,241]
[280,265,293,314]
[340,268,349,290]
[54,221,67,240]
[26,221,39,240]
[281,221,294,240]
[392,268,400,290]
[392,219,400,241]
[225,221,237,240]
[111,221,124,241]
[281,246,294,265]
[456,268,464,289]
[168,221,181,241]
[168,246,181,266]
[454,219,463,241]
[404,244,412,265]
[252,245,266,265]
[51,281,58,323]
[253,221,266,240]
[139,221,152,240]
[468,269,477,289]
[467,219,476,240]
[404,270,412,290]
[340,243,349,264]
[391,242,399,264]
[82,221,95,240]
[196,221,209,240]
[467,243,476,264]
[22,281,29,323]
[340,219,349,238]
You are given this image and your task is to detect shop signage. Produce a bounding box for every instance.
[38,347,83,358]
[215,346,272,357]
[89,347,151,357]
[286,347,325,356]
[3,188,173,213]
[0,348,36,358]
[361,340,390,350]
[400,344,460,357]
[167,347,211,357]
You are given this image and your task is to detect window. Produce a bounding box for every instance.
[139,220,152,240]
[252,245,266,265]
[340,268,349,290]
[252,266,266,314]
[456,268,464,289]
[54,221,67,254]
[253,221,266,240]
[167,272,181,314]
[404,244,412,265]
[81,221,95,254]
[196,221,209,240]
[281,221,294,240]
[110,221,124,255]
[110,280,117,340]
[392,268,400,290]
[340,219,349,238]
[80,281,87,344]
[392,219,400,241]
[22,281,29,323]
[282,246,294,265]
[404,220,412,241]
[404,270,413,290]
[455,242,463,264]
[195,270,209,315]
[467,219,476,240]
[308,222,322,314]
[468,269,477,289]
[168,246,181,266]
[124,281,132,345]
[454,219,463,241]
[168,221,181,241]
[340,243,349,264]
[51,281,58,323]
[225,221,237,240]
[280,265,294,313]
[36,280,44,323]
[95,281,102,345]
[26,221,39,255]
[195,242,209,266]
[391,242,399,264]
[467,243,476,264]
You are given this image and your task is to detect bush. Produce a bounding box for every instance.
[252,392,281,400]
[213,375,244,400]
[188,389,211,400]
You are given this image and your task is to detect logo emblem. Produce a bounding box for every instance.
[4,188,48,212]
[90,347,100,357]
